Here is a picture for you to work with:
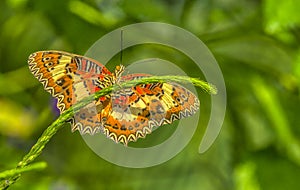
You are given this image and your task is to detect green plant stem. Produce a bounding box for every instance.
[0,75,216,189]
[0,162,47,179]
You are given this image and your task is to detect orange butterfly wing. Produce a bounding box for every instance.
[99,75,200,145]
[28,51,111,134]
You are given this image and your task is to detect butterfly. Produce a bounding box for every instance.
[28,50,200,145]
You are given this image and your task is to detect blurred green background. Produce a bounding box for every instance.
[1,0,300,189]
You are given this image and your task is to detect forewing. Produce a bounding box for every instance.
[28,50,111,134]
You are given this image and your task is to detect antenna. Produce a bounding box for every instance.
[120,29,123,65]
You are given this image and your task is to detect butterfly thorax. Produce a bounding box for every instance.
[96,65,125,89]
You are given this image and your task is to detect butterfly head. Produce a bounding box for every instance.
[115,65,125,77]
[114,65,125,83]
